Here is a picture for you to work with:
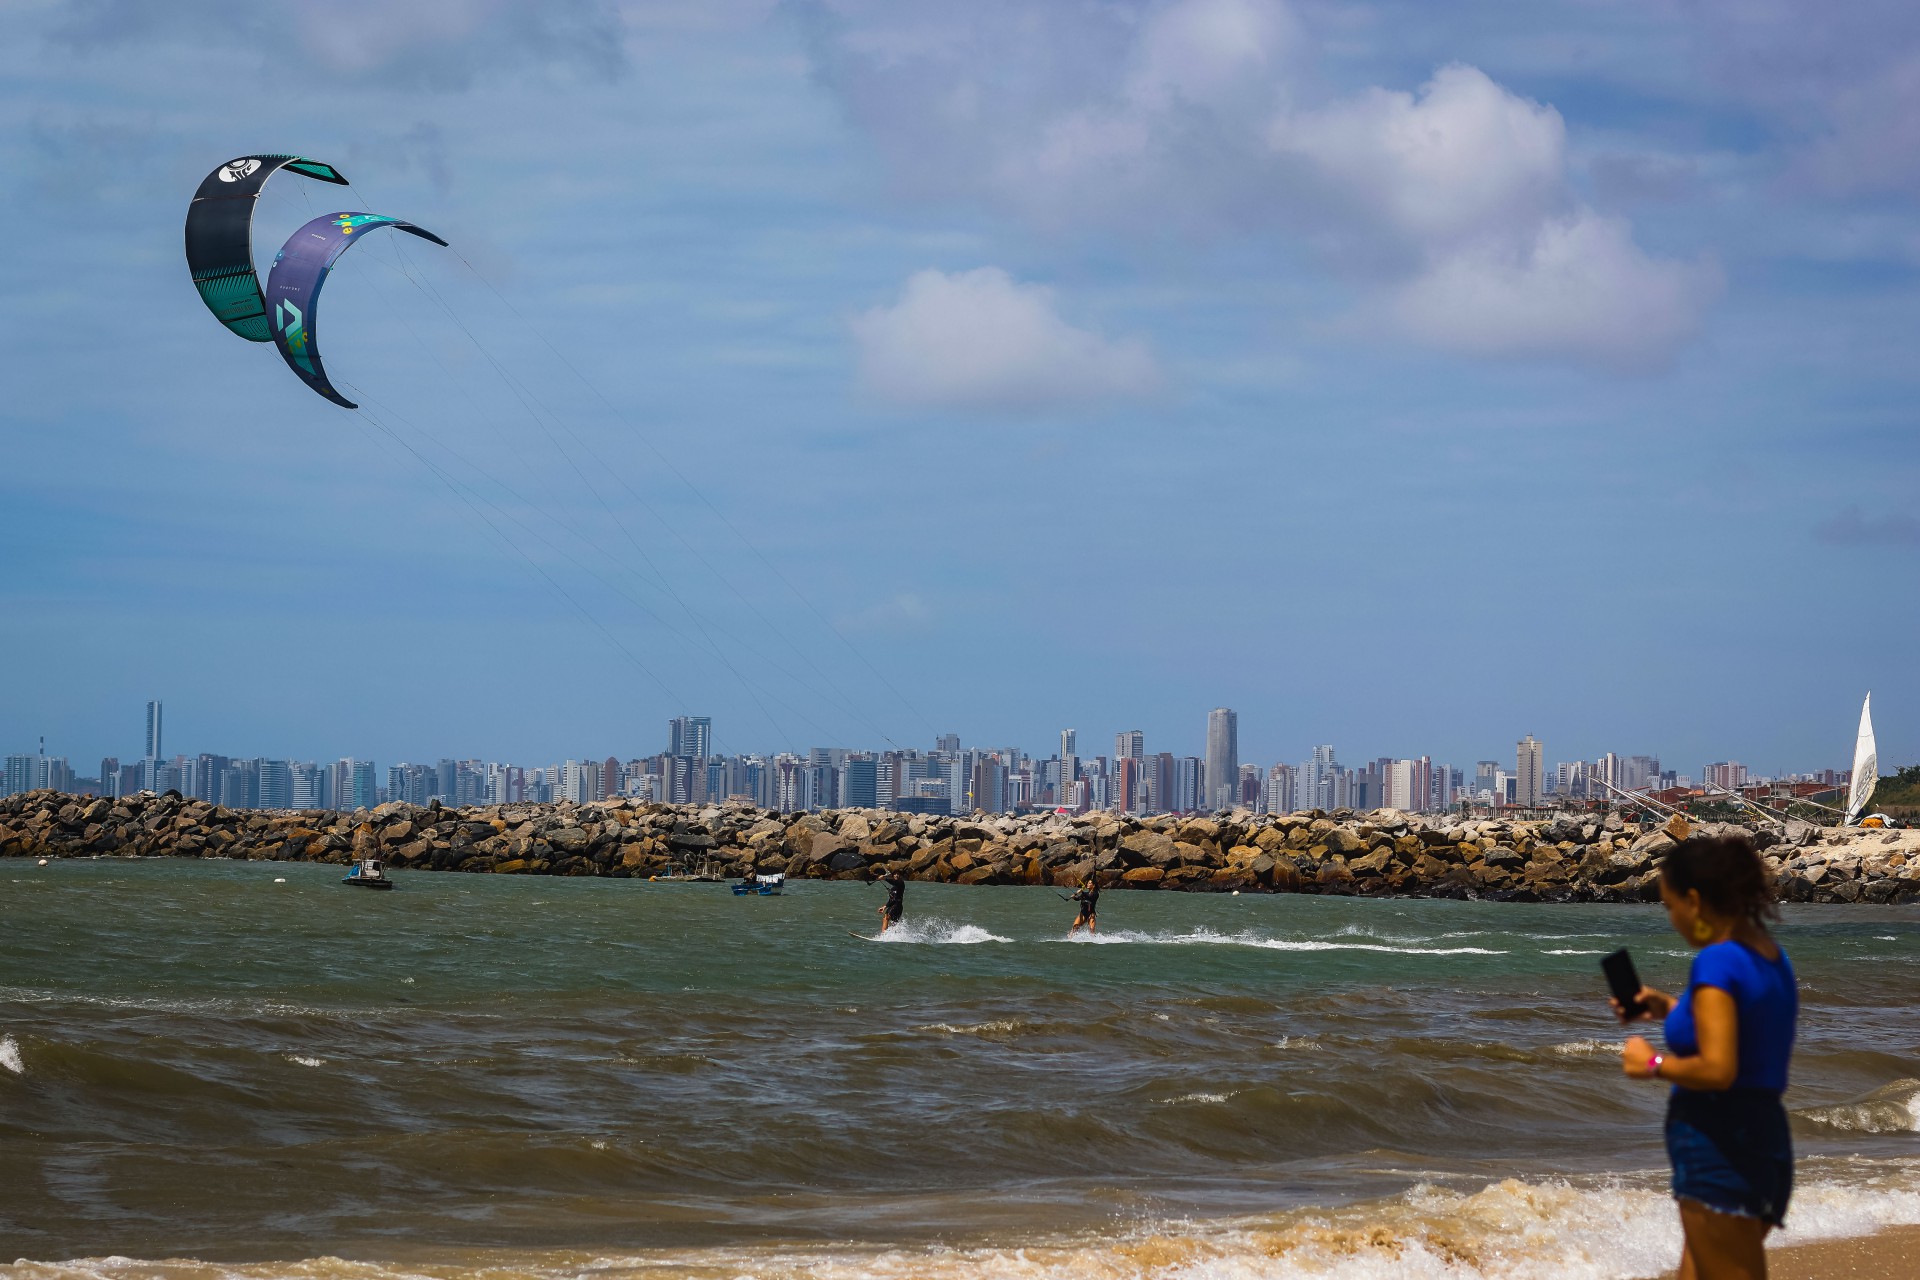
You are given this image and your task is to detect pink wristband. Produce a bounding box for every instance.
[1649,1054,1665,1078]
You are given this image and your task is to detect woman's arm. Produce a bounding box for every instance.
[1623,986,1740,1089]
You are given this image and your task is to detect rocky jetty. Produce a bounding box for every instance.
[4,789,1917,904]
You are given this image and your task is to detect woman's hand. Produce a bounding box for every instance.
[1610,986,1675,1023]
[1622,1035,1661,1079]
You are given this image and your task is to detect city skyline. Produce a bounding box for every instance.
[2,698,1855,817]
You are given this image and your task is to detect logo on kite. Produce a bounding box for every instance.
[218,159,262,183]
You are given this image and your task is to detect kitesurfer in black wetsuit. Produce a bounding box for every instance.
[1069,875,1099,936]
[878,868,906,933]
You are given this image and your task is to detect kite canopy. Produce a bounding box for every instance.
[265,211,449,409]
[184,155,349,342]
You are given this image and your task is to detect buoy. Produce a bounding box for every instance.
[37,858,49,866]
[274,877,286,884]
[1231,889,1240,896]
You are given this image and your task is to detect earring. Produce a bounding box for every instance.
[1692,918,1714,943]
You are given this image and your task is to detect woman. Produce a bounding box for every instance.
[1068,875,1099,936]
[1614,834,1798,1280]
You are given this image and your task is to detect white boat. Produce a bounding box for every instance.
[1847,694,1879,827]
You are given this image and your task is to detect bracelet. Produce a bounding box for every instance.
[1649,1053,1665,1078]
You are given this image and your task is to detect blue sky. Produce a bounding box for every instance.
[1,0,1915,777]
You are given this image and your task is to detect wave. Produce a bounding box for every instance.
[1542,949,1607,956]
[13,1168,1920,1280]
[0,1034,21,1075]
[914,1019,1030,1037]
[1543,1039,1623,1059]
[865,918,1009,945]
[1796,1080,1920,1134]
[1060,927,1506,956]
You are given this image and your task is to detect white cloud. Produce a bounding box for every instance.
[1391,211,1724,373]
[1273,64,1565,249]
[850,267,1161,412]
[808,3,1720,373]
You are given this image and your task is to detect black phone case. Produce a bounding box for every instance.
[1601,948,1646,1018]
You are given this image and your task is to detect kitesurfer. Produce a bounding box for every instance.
[877,867,906,933]
[1068,875,1099,936]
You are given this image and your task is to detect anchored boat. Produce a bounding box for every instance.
[732,873,785,896]
[342,856,396,890]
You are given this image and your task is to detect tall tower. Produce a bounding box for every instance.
[669,716,711,760]
[1516,735,1544,808]
[1114,730,1144,761]
[1058,729,1078,811]
[145,700,164,760]
[1205,708,1238,810]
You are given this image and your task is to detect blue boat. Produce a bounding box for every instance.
[732,873,784,896]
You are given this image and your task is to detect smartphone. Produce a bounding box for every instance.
[1601,948,1647,1021]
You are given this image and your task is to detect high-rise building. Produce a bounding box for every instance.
[1115,730,1144,761]
[1299,745,1340,811]
[144,700,163,761]
[4,755,36,796]
[936,733,960,754]
[844,757,878,808]
[970,754,1007,814]
[1175,756,1204,813]
[1058,728,1078,812]
[1704,761,1748,791]
[99,757,120,798]
[670,716,712,760]
[1262,762,1296,814]
[349,760,378,810]
[291,762,323,809]
[257,759,294,811]
[1516,736,1544,807]
[1205,708,1238,810]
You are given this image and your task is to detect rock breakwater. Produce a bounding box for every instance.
[5,790,1917,904]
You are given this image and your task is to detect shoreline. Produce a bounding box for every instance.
[5,788,1917,902]
[1760,1223,1920,1280]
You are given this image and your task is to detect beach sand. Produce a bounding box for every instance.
[1648,1224,1920,1279]
[1769,1224,1920,1279]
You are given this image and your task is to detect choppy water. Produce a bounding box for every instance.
[3,861,1919,1279]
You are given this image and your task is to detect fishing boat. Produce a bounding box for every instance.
[656,856,727,882]
[342,856,395,890]
[732,873,785,896]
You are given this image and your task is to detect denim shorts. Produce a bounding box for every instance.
[1665,1087,1794,1226]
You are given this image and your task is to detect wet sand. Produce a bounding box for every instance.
[1649,1224,1920,1279]
[1768,1223,1920,1279]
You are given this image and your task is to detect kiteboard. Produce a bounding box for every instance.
[847,931,888,941]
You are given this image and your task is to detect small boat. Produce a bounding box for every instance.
[342,857,396,890]
[732,873,785,896]
[657,856,727,882]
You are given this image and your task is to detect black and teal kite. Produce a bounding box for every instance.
[184,155,349,341]
[184,155,447,407]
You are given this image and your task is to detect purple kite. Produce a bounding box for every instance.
[265,211,448,409]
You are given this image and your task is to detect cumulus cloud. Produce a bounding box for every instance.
[1390,211,1722,372]
[806,2,1718,372]
[1274,65,1564,249]
[850,268,1161,412]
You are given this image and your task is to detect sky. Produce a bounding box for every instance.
[1,0,1915,778]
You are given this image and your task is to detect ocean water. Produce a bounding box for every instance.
[3,860,1919,1280]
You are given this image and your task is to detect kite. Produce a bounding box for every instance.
[184,155,349,341]
[264,212,449,409]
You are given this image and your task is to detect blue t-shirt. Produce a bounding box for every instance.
[1664,939,1798,1093]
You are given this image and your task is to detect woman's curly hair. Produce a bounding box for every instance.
[1661,832,1779,925]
